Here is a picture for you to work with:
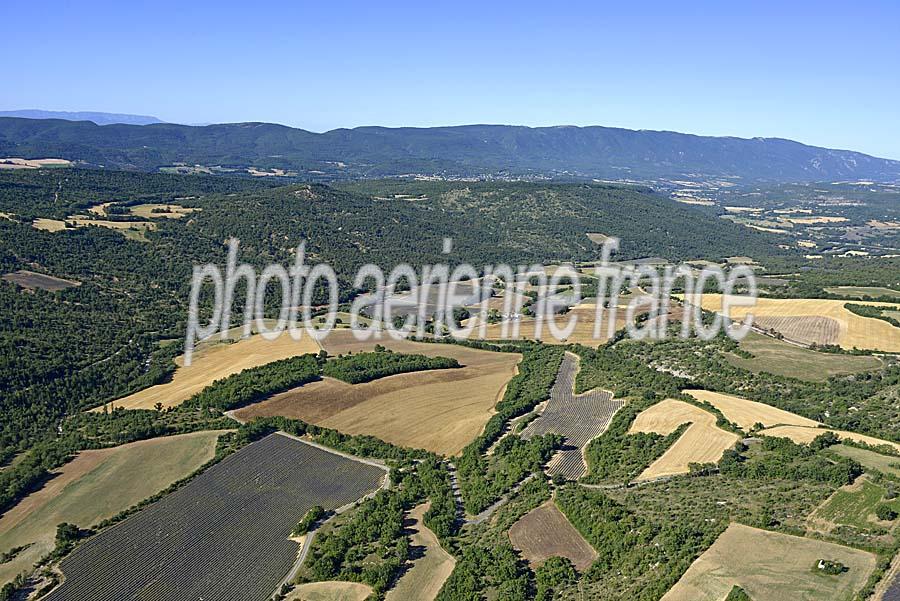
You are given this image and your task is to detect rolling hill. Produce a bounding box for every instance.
[0,110,164,126]
[1,118,899,183]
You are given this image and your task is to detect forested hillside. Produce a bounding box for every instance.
[0,169,784,461]
[3,118,900,182]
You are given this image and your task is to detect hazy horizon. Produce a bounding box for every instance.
[2,0,898,159]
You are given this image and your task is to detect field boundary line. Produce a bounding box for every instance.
[268,434,390,598]
[275,431,391,472]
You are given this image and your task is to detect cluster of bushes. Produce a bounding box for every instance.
[323,350,459,384]
[183,354,322,411]
[301,489,408,594]
[292,506,325,537]
[845,303,900,328]
[719,435,862,487]
[555,485,722,600]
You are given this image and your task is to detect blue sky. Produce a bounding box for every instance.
[2,0,899,158]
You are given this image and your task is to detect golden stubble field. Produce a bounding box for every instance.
[286,582,373,601]
[102,332,321,411]
[385,502,456,601]
[0,431,223,585]
[661,523,876,601]
[235,331,521,456]
[683,390,900,452]
[693,295,900,352]
[684,390,820,430]
[628,399,739,481]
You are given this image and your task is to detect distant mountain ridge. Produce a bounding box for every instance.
[0,110,164,126]
[1,117,898,183]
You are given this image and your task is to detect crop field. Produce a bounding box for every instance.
[103,331,321,410]
[287,582,373,600]
[31,218,67,232]
[476,305,632,345]
[629,399,740,481]
[508,501,598,571]
[385,502,455,601]
[758,425,900,453]
[661,523,877,601]
[30,214,156,240]
[784,215,849,224]
[809,477,900,532]
[753,315,841,346]
[826,286,900,300]
[724,331,883,381]
[237,331,520,455]
[0,158,71,169]
[44,433,386,601]
[693,295,900,352]
[128,203,198,219]
[684,389,820,430]
[520,353,624,479]
[0,431,222,586]
[828,444,900,478]
[1,269,80,291]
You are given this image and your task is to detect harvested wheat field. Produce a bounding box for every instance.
[684,390,820,430]
[629,399,739,481]
[0,431,223,585]
[476,306,632,345]
[128,203,198,219]
[102,332,321,411]
[288,582,373,601]
[661,523,876,601]
[692,295,900,352]
[758,425,900,454]
[287,582,374,601]
[32,218,67,232]
[386,502,455,601]
[754,315,841,345]
[784,216,849,224]
[508,501,597,571]
[236,331,520,455]
[0,158,72,169]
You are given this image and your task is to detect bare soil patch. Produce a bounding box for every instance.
[1,270,80,292]
[508,501,597,571]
